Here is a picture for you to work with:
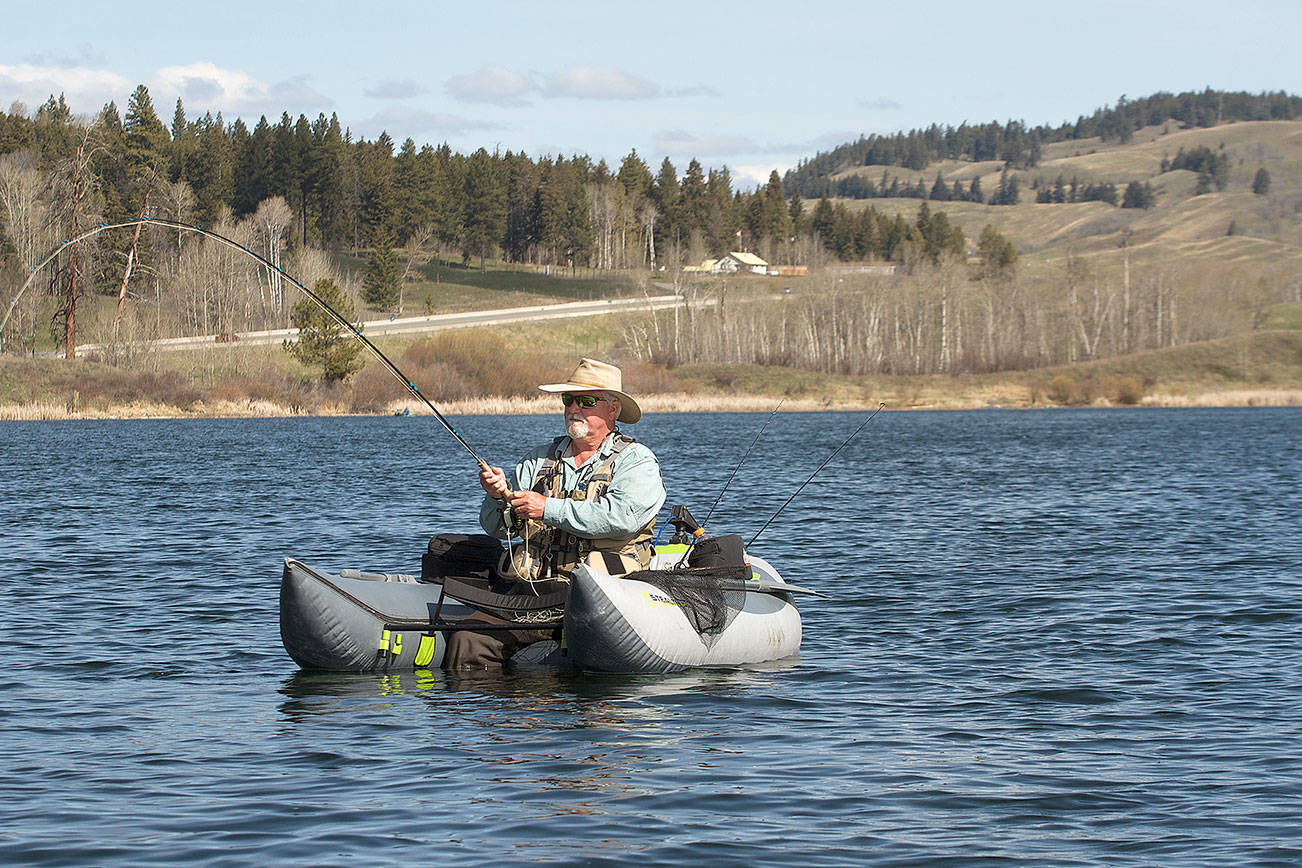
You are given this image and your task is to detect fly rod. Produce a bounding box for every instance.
[4,217,492,469]
[747,402,886,547]
[701,398,784,529]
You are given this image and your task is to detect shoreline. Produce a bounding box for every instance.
[2,388,1299,421]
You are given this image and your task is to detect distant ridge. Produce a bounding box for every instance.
[785,89,1302,198]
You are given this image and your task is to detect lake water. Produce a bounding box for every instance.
[1,408,1299,866]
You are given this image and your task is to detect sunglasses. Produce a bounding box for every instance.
[561,393,609,409]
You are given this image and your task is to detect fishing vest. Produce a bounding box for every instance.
[531,432,656,577]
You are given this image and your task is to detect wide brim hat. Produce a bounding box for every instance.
[538,358,641,424]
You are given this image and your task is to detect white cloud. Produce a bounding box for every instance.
[153,62,270,111]
[445,65,533,106]
[362,106,499,137]
[365,79,426,99]
[150,63,331,118]
[543,65,658,100]
[733,163,793,190]
[0,63,129,113]
[857,97,903,111]
[23,44,108,69]
[269,74,332,109]
[655,129,757,157]
[444,63,695,106]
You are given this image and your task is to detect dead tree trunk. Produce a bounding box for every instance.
[113,200,149,339]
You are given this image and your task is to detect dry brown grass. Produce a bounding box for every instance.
[8,382,1294,421]
[1142,388,1302,407]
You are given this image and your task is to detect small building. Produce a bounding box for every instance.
[716,251,769,274]
[683,252,774,275]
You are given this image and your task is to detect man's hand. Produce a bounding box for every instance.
[479,465,510,499]
[506,490,546,521]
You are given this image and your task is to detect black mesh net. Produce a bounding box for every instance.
[622,564,752,638]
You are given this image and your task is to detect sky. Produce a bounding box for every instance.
[2,0,1298,189]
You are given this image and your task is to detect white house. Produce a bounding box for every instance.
[717,251,769,274]
[682,252,771,275]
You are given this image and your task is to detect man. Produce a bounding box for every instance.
[444,358,666,669]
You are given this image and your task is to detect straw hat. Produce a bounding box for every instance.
[538,358,641,424]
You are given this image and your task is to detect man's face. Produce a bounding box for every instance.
[563,390,618,440]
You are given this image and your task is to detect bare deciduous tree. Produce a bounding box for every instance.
[253,196,293,323]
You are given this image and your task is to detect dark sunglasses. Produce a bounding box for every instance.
[561,393,608,409]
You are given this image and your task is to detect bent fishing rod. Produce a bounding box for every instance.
[3,216,492,469]
[747,402,887,547]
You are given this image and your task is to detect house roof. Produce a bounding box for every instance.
[683,259,718,272]
[726,251,768,266]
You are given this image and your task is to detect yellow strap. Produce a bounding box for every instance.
[414,635,437,667]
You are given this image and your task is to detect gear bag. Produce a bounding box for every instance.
[421,533,506,582]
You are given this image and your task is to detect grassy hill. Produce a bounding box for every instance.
[834,120,1302,270]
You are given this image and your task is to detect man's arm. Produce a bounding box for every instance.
[478,446,549,538]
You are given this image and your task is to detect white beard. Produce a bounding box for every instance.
[566,418,590,439]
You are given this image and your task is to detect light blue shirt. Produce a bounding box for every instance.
[480,432,666,541]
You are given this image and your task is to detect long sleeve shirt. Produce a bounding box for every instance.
[479,433,666,541]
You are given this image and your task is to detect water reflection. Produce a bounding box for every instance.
[277,659,801,718]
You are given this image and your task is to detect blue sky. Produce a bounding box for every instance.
[3,0,1297,188]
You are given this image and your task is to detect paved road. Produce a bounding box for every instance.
[72,294,682,356]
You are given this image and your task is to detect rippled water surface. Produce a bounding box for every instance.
[2,408,1299,866]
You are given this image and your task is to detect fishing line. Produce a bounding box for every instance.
[747,402,886,548]
[3,216,492,468]
[701,398,783,529]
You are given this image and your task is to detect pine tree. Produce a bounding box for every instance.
[990,168,1020,205]
[122,85,169,209]
[234,116,272,217]
[33,94,75,167]
[362,232,400,310]
[186,113,233,226]
[975,224,1017,279]
[391,137,423,243]
[461,147,505,270]
[93,102,128,224]
[788,191,805,234]
[811,197,836,246]
[502,150,541,263]
[284,278,364,381]
[312,114,349,245]
[1121,180,1156,209]
[1252,167,1271,195]
[651,158,680,259]
[169,98,191,183]
[705,168,738,254]
[355,132,396,247]
[679,159,708,240]
[617,149,652,200]
[760,170,792,245]
[929,171,950,201]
